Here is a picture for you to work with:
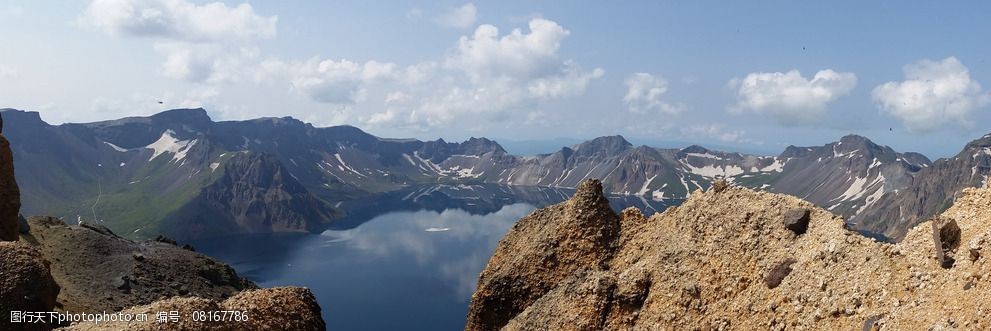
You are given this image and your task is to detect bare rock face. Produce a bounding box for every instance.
[0,114,20,241]
[21,216,255,313]
[464,179,620,331]
[466,178,991,330]
[60,287,325,331]
[0,241,60,331]
[783,207,811,235]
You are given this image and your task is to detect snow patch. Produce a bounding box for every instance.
[145,130,197,163]
[684,163,745,177]
[104,141,129,152]
[334,153,367,177]
[759,158,786,172]
[637,175,657,196]
[685,152,721,160]
[210,162,221,172]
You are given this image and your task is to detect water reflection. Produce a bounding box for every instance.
[322,204,533,300]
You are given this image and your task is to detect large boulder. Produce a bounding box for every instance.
[465,179,621,331]
[0,241,60,331]
[0,114,20,241]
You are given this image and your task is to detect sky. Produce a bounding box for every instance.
[1,1,990,158]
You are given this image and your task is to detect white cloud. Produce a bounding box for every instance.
[623,73,683,115]
[79,0,276,42]
[731,69,857,125]
[0,63,17,79]
[364,18,602,130]
[259,58,399,104]
[872,57,989,133]
[153,42,258,83]
[405,8,423,20]
[79,0,277,85]
[528,62,604,99]
[434,3,477,28]
[446,18,569,82]
[680,123,762,145]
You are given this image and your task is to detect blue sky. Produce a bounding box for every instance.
[1,1,990,157]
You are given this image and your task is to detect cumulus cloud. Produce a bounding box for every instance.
[434,3,477,28]
[680,123,761,145]
[153,42,258,83]
[730,69,857,125]
[623,73,683,115]
[872,57,989,133]
[258,58,399,104]
[79,0,277,85]
[79,0,276,42]
[0,63,17,79]
[446,19,569,82]
[364,18,603,130]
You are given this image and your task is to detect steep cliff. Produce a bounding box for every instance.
[161,151,341,239]
[0,113,20,241]
[467,179,991,330]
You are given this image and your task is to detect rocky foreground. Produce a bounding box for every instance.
[466,179,991,330]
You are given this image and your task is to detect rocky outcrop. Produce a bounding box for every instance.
[466,178,991,330]
[21,216,256,313]
[60,287,325,331]
[0,113,20,241]
[0,241,60,331]
[465,180,620,330]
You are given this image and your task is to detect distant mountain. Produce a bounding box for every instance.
[6,107,975,242]
[856,133,991,240]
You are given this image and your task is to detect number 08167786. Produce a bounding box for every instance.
[191,311,249,322]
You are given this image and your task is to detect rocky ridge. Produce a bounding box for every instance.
[466,179,991,330]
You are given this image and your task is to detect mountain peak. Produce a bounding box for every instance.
[966,132,991,149]
[462,137,507,154]
[680,144,711,154]
[151,108,212,124]
[832,134,886,156]
[575,135,632,155]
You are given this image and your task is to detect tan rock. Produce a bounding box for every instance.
[466,179,991,330]
[0,241,60,331]
[59,287,324,331]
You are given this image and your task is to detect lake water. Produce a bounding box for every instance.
[192,184,679,330]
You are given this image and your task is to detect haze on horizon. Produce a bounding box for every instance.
[1,1,990,158]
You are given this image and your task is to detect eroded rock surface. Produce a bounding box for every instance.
[60,287,325,331]
[0,241,60,331]
[0,115,20,241]
[466,179,991,330]
[21,216,256,313]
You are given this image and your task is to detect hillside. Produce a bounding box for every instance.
[467,179,991,330]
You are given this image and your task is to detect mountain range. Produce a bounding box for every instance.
[2,108,988,241]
